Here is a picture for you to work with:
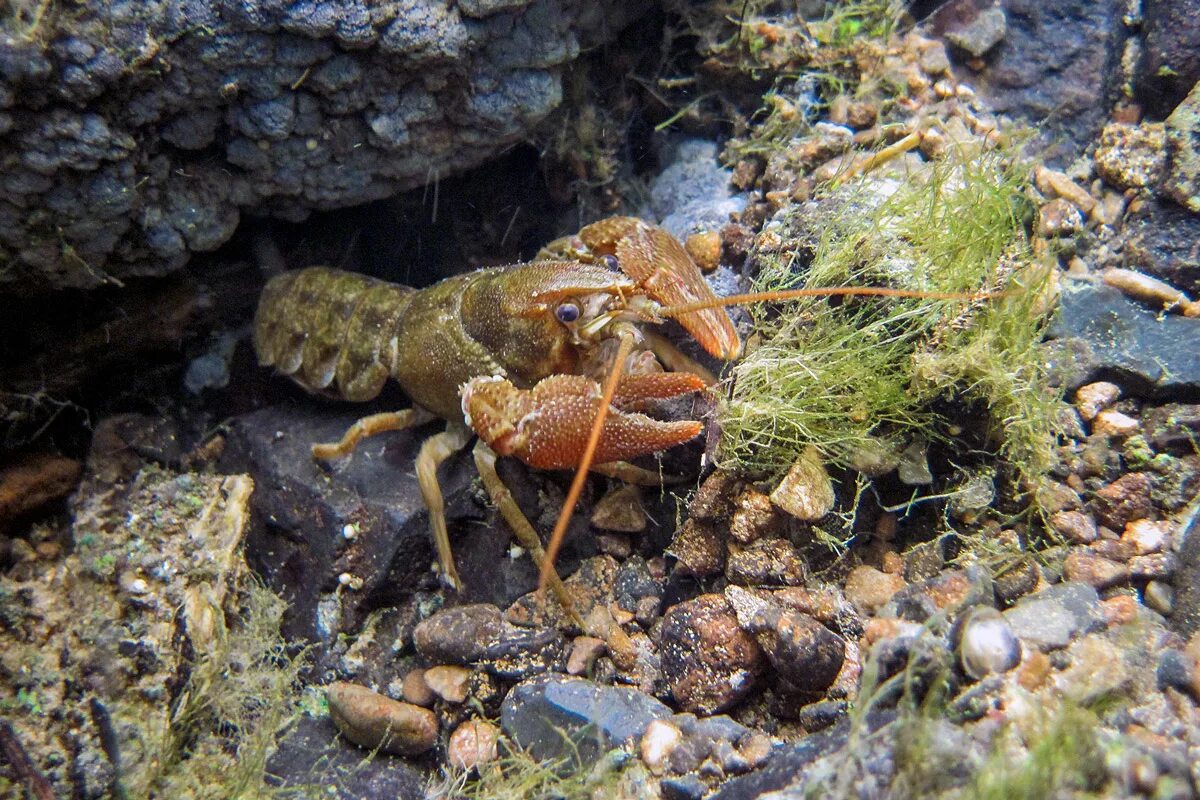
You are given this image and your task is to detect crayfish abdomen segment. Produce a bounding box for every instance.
[255,267,415,402]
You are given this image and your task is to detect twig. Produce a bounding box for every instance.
[0,720,55,800]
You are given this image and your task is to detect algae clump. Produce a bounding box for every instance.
[718,143,1059,496]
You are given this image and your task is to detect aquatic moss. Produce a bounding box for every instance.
[717,143,1059,493]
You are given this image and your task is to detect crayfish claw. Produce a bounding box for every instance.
[461,374,703,471]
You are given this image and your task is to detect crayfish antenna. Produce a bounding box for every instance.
[537,331,636,595]
[659,285,1007,317]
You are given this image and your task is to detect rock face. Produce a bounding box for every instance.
[0,0,641,293]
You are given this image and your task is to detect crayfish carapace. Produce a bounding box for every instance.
[254,216,991,626]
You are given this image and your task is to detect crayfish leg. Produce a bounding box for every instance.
[311,408,433,461]
[472,441,586,630]
[415,424,474,590]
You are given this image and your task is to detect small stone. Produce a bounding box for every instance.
[1004,582,1107,651]
[326,682,438,756]
[843,565,906,615]
[1092,472,1153,530]
[770,447,835,521]
[918,40,951,74]
[1092,409,1140,437]
[1034,166,1097,216]
[1016,650,1052,691]
[1094,122,1168,190]
[944,6,1007,57]
[423,665,471,704]
[1123,519,1170,555]
[1130,552,1179,580]
[993,559,1040,605]
[640,719,683,774]
[447,719,500,771]
[1064,551,1130,589]
[897,441,934,485]
[726,537,808,586]
[401,669,435,708]
[591,485,647,532]
[1101,594,1139,626]
[566,636,606,676]
[659,594,763,714]
[1038,197,1084,237]
[727,588,845,693]
[684,231,722,273]
[729,488,783,543]
[1051,513,1099,544]
[690,470,739,522]
[414,604,504,664]
[956,606,1021,680]
[1144,580,1174,615]
[668,519,725,578]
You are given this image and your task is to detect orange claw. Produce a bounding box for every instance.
[461,373,705,470]
[579,217,742,361]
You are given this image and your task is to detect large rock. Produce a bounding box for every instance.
[1043,281,1200,396]
[1135,0,1200,116]
[0,0,641,293]
[925,0,1127,162]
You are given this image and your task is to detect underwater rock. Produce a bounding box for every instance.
[1004,582,1107,651]
[447,719,500,771]
[269,715,425,799]
[648,139,746,242]
[927,0,1127,162]
[659,594,764,714]
[220,404,477,644]
[327,682,438,756]
[1136,0,1200,116]
[1094,123,1168,191]
[500,674,671,764]
[943,6,1007,58]
[0,1,642,293]
[1044,282,1200,396]
[1164,80,1200,214]
[1121,199,1200,296]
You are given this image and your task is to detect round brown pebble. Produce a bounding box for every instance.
[844,565,906,615]
[684,230,722,272]
[447,719,500,771]
[1074,382,1120,421]
[1092,473,1153,530]
[1101,594,1139,626]
[326,682,438,756]
[401,668,435,708]
[1051,510,1098,543]
[566,636,607,676]
[1063,551,1130,589]
[659,594,763,714]
[424,665,472,704]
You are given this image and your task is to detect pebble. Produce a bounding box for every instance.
[1101,594,1139,626]
[1051,509,1099,544]
[659,594,764,714]
[1064,551,1130,589]
[729,488,784,543]
[1092,409,1140,437]
[423,665,471,704]
[591,485,648,532]
[1074,381,1121,421]
[956,606,1021,680]
[769,448,835,521]
[1004,582,1107,651]
[326,682,438,756]
[944,5,1007,57]
[1034,165,1097,216]
[1038,197,1083,238]
[668,519,725,578]
[400,669,435,708]
[1145,580,1174,615]
[640,719,684,774]
[1130,552,1179,581]
[726,586,845,693]
[566,636,607,676]
[413,604,503,664]
[725,537,808,586]
[447,720,500,771]
[1094,122,1168,190]
[684,231,722,273]
[1123,519,1170,555]
[843,565,906,614]
[1092,472,1153,530]
[1102,268,1200,317]
[993,559,1041,605]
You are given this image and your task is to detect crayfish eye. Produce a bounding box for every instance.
[555,302,581,324]
[601,254,619,271]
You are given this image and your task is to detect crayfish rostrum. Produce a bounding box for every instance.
[254,217,741,621]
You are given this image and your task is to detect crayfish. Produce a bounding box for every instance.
[254,216,982,625]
